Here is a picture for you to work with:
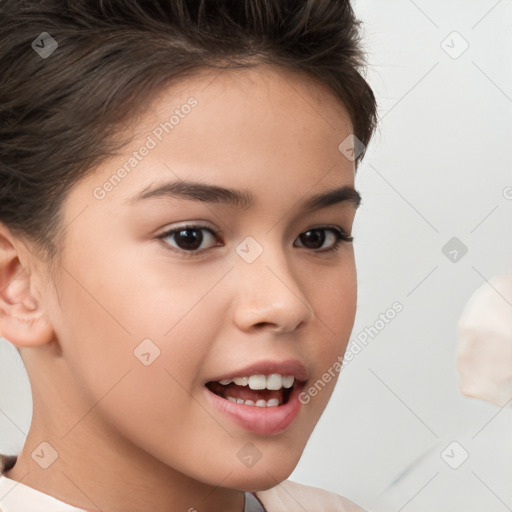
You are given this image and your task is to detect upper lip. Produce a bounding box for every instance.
[206,359,309,383]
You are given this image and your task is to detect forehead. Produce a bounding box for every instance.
[72,64,356,217]
[142,63,352,129]
[125,63,354,164]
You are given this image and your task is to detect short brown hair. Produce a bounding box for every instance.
[0,0,377,264]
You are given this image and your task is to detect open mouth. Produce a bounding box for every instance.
[205,374,298,407]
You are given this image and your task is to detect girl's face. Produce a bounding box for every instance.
[42,64,359,490]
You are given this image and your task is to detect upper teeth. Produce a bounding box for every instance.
[219,374,295,390]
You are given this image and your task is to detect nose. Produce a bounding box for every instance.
[231,243,314,334]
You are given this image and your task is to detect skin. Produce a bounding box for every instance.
[0,64,359,512]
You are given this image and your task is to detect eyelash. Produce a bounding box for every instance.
[156,223,353,257]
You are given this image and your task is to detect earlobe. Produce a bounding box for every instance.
[0,224,55,348]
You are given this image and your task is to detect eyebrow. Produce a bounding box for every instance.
[127,180,361,211]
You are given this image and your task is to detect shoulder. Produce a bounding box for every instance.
[254,479,367,512]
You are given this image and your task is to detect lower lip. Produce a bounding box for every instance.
[203,383,305,436]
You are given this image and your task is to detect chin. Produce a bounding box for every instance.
[230,471,294,493]
[240,456,301,492]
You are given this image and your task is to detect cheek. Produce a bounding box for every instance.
[47,251,196,411]
[48,266,217,469]
[298,255,357,409]
[308,254,357,352]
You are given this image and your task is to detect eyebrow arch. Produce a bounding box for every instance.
[127,180,361,211]
[300,185,361,211]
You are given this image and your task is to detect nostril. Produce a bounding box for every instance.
[254,321,273,328]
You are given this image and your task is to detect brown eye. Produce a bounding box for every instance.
[159,226,220,252]
[173,228,204,250]
[298,229,326,249]
[294,227,353,252]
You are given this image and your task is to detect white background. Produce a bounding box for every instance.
[1,1,512,511]
[289,1,512,511]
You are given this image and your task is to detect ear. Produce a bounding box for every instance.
[0,223,55,348]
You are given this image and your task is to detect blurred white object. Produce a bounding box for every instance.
[456,274,512,407]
